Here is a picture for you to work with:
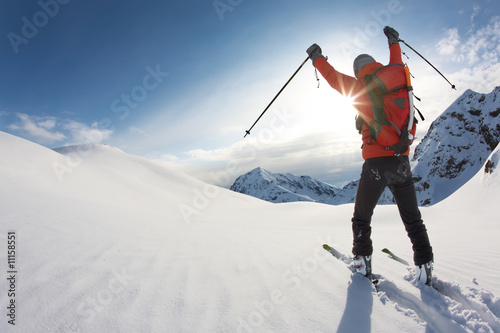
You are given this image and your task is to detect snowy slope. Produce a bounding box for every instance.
[0,131,499,332]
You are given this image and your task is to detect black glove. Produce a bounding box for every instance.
[306,44,325,66]
[383,26,399,46]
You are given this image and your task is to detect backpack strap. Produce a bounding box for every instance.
[363,73,387,131]
[355,115,376,144]
[403,64,415,142]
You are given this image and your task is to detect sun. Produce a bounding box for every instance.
[343,96,356,107]
[274,82,361,142]
[328,94,358,127]
[337,95,357,113]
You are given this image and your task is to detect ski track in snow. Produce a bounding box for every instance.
[323,243,500,332]
[432,278,500,332]
[375,267,500,333]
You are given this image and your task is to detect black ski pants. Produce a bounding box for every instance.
[351,156,433,266]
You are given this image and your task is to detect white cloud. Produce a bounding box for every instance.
[456,16,500,84]
[8,114,66,144]
[449,62,500,95]
[38,119,57,129]
[63,120,113,145]
[470,5,481,30]
[436,28,461,56]
[437,16,500,65]
[6,113,115,147]
[175,128,363,187]
[405,15,500,141]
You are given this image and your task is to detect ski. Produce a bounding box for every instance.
[322,244,379,287]
[381,248,409,266]
[322,244,352,267]
[381,248,437,288]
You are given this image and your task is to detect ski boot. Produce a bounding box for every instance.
[416,261,433,286]
[353,255,372,279]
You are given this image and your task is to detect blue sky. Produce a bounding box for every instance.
[1,0,499,186]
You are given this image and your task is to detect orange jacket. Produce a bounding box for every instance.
[314,43,408,159]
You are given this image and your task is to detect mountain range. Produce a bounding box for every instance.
[230,86,500,206]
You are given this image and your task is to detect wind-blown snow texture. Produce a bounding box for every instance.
[231,87,500,207]
[1,130,499,332]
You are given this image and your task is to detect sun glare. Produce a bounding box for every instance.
[271,80,361,144]
[323,94,358,130]
[343,96,355,107]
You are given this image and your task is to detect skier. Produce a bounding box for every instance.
[306,26,434,285]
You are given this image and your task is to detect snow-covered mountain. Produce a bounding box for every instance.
[1,130,500,332]
[231,87,500,206]
[411,86,500,205]
[229,167,356,204]
[230,168,399,206]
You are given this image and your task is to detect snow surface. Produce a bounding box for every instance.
[1,131,499,332]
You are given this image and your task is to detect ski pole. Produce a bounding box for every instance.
[244,56,310,138]
[399,39,456,90]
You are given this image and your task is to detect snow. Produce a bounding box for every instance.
[1,130,499,332]
[411,86,500,206]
